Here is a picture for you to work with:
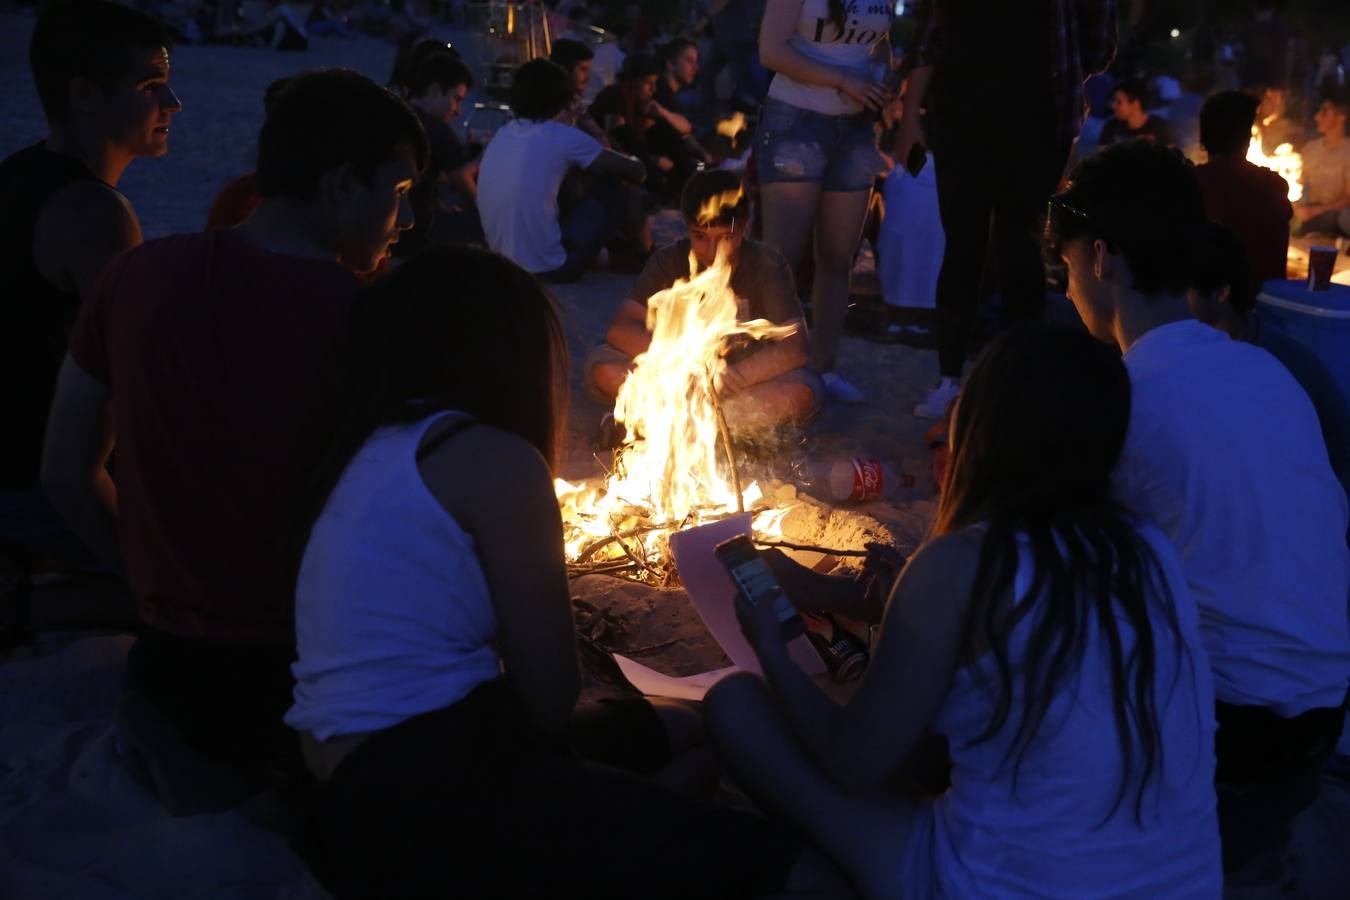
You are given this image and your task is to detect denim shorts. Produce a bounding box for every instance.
[754,97,886,192]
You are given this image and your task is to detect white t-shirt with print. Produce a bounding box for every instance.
[477,119,603,273]
[1300,136,1350,208]
[1114,320,1350,717]
[766,0,892,115]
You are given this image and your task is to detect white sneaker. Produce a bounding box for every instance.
[823,372,866,404]
[913,377,960,418]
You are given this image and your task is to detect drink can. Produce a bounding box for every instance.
[804,612,868,681]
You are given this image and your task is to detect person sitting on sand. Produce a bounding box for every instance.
[478,58,647,282]
[0,0,179,567]
[1293,90,1350,238]
[1194,91,1292,295]
[1048,139,1349,884]
[707,323,1222,899]
[204,76,292,230]
[286,246,822,900]
[1099,77,1176,147]
[397,50,482,255]
[1188,222,1350,506]
[589,53,703,203]
[587,170,821,436]
[42,69,426,812]
[550,37,607,144]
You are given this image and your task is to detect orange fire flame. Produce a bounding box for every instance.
[556,225,797,566]
[715,112,747,141]
[1247,125,1303,203]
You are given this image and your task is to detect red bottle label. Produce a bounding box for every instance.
[849,458,883,501]
[849,457,916,501]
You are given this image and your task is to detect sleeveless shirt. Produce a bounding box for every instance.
[766,0,893,115]
[0,143,106,490]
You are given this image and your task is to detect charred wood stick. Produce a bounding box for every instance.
[610,528,664,582]
[752,538,869,557]
[708,367,744,513]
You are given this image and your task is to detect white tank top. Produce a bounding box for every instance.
[926,524,1221,897]
[286,412,502,741]
[766,0,892,115]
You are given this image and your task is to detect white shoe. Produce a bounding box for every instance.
[823,372,866,404]
[913,377,960,418]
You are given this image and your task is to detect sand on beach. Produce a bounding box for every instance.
[3,14,1348,899]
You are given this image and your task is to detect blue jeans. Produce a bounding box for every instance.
[537,175,629,284]
[754,98,885,192]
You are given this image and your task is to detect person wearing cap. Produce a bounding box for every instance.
[587,170,822,436]
[589,52,702,201]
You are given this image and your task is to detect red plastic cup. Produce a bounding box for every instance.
[1308,245,1338,291]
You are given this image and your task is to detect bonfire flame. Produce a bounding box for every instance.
[715,112,747,140]
[1247,125,1303,203]
[556,187,797,569]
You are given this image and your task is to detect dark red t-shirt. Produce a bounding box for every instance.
[205,171,260,231]
[69,230,360,646]
[1196,157,1293,295]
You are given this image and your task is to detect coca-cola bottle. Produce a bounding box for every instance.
[797,456,931,503]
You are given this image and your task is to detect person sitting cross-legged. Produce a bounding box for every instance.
[706,323,1222,899]
[587,170,822,438]
[1293,89,1350,238]
[478,58,647,283]
[1048,139,1350,887]
[396,50,482,255]
[286,246,826,900]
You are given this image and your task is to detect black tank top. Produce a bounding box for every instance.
[0,143,106,490]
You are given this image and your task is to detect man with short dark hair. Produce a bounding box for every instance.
[1099,78,1176,147]
[587,170,821,434]
[399,51,480,254]
[1049,140,1349,887]
[1294,91,1350,237]
[550,38,606,143]
[41,69,427,807]
[0,0,179,556]
[478,58,645,282]
[1195,90,1292,293]
[655,37,699,132]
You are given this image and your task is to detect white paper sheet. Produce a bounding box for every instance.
[669,515,826,678]
[613,655,740,701]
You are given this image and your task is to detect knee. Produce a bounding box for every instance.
[784,379,821,420]
[591,362,628,400]
[704,671,769,731]
[815,240,855,275]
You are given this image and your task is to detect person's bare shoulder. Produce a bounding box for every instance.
[416,419,555,529]
[33,181,141,295]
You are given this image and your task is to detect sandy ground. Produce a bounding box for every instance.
[2,13,1348,898]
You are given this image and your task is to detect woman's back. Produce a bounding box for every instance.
[930,524,1220,897]
[287,412,501,742]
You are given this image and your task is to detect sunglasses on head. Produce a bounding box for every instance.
[1044,194,1112,262]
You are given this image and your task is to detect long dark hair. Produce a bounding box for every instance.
[293,247,569,575]
[933,324,1188,823]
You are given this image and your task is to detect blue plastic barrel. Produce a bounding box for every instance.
[1256,280,1350,403]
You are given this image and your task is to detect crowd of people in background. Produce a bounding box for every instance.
[2,0,1350,898]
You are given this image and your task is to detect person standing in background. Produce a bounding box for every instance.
[755,0,894,405]
[897,0,1118,418]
